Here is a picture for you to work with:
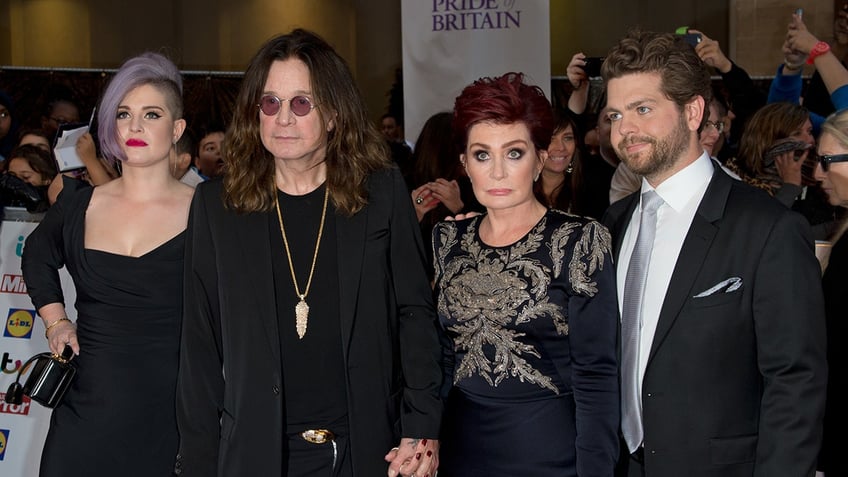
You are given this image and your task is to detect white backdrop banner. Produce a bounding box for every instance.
[401,0,551,142]
[0,210,76,476]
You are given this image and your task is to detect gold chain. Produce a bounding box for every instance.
[274,184,329,338]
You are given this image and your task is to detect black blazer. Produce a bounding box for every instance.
[604,166,826,477]
[175,168,442,476]
[819,232,847,475]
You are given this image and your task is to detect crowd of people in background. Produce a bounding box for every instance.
[0,5,845,477]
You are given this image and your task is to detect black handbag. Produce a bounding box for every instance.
[4,345,76,408]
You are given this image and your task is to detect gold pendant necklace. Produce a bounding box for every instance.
[274,184,329,339]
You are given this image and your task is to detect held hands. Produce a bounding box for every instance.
[385,438,439,477]
[566,52,589,89]
[690,30,732,73]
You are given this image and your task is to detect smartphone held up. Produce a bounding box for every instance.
[581,57,604,78]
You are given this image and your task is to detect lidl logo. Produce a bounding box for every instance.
[0,274,26,294]
[4,309,35,339]
[0,429,8,460]
[0,394,30,415]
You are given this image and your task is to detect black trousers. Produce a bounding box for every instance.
[286,431,352,477]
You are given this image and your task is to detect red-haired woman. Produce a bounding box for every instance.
[432,72,619,476]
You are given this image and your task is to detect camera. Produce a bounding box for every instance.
[581,57,604,78]
[681,33,702,47]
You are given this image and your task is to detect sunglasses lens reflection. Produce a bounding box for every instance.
[290,96,313,116]
[259,96,281,116]
[259,96,314,117]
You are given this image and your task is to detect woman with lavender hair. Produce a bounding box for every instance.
[21,51,192,476]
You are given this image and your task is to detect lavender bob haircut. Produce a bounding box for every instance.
[452,72,554,153]
[98,52,184,163]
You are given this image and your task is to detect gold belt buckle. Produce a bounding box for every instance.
[301,429,335,444]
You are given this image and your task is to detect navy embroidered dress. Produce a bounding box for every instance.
[433,210,620,477]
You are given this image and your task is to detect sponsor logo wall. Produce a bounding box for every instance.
[0,210,77,476]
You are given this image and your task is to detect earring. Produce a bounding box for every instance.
[566,164,573,174]
[534,171,540,182]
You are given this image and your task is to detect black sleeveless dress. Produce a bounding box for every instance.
[22,179,183,477]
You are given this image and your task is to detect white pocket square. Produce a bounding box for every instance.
[693,277,742,298]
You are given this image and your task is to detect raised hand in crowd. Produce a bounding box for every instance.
[769,137,808,186]
[785,11,848,94]
[784,12,819,69]
[690,29,733,73]
[566,52,590,115]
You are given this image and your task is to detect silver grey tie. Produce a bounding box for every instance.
[621,190,663,453]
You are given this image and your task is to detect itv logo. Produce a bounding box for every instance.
[1,351,22,374]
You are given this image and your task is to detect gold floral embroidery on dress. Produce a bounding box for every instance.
[435,213,611,393]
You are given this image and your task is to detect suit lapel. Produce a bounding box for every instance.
[237,211,281,365]
[335,208,368,359]
[648,167,731,364]
[610,193,640,260]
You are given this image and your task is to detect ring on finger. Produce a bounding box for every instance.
[416,196,424,204]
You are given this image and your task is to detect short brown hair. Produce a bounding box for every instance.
[602,29,712,131]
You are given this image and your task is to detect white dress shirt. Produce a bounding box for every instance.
[616,152,714,394]
[180,167,206,188]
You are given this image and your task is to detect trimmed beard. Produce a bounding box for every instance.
[617,112,691,179]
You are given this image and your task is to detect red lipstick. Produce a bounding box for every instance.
[125,139,147,147]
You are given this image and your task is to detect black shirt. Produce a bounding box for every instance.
[271,183,347,432]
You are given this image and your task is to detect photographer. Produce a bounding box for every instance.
[1,144,56,213]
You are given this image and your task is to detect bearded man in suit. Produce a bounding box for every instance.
[601,30,827,477]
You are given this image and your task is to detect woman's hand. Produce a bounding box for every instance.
[39,304,79,356]
[785,13,819,57]
[566,52,589,90]
[411,185,440,222]
[427,178,463,214]
[45,318,79,356]
[385,438,439,477]
[76,132,97,166]
[444,211,482,221]
[774,150,804,186]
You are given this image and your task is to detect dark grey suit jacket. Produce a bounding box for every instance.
[604,166,826,477]
[175,167,442,476]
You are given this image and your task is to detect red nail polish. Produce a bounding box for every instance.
[416,453,421,460]
[421,438,428,446]
[426,450,432,457]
